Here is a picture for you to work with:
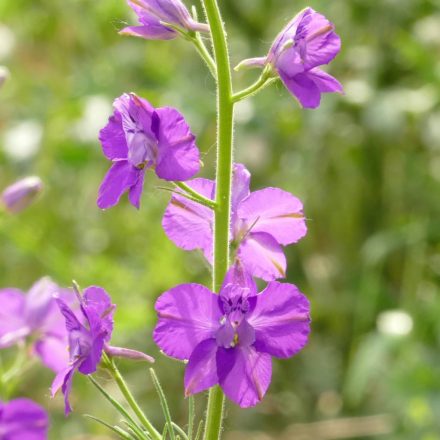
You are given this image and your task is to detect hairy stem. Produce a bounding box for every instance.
[232,75,278,103]
[201,0,235,438]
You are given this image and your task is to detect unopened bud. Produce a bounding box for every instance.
[105,345,155,363]
[1,176,43,213]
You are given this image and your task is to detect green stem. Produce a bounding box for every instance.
[105,356,161,440]
[232,76,277,103]
[201,0,234,438]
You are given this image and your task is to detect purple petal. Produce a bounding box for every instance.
[184,339,219,396]
[237,232,287,281]
[217,346,272,408]
[248,282,311,358]
[238,188,307,246]
[34,336,69,373]
[162,178,214,261]
[299,10,341,70]
[154,107,200,181]
[231,163,251,213]
[278,71,322,109]
[82,286,114,334]
[24,277,58,330]
[119,24,177,40]
[51,365,76,415]
[1,176,43,214]
[97,160,143,209]
[0,289,27,348]
[153,283,222,360]
[308,68,344,93]
[128,169,146,209]
[99,109,128,160]
[221,263,258,295]
[0,398,49,439]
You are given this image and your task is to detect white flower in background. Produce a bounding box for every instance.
[3,120,43,161]
[377,310,413,336]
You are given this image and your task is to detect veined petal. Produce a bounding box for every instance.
[248,282,311,358]
[162,178,214,261]
[184,339,218,396]
[51,365,76,415]
[128,169,146,209]
[237,232,287,281]
[0,289,27,348]
[238,187,307,245]
[153,284,222,360]
[279,71,321,109]
[97,160,142,209]
[217,346,272,408]
[308,68,344,93]
[99,110,128,160]
[154,107,200,181]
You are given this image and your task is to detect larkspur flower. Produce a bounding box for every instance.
[163,163,307,281]
[1,176,43,214]
[0,278,74,373]
[51,286,115,414]
[0,398,49,440]
[120,0,209,40]
[238,8,342,108]
[98,93,200,209]
[153,265,311,407]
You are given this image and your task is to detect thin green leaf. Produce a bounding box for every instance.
[172,422,189,440]
[84,414,133,440]
[188,395,195,440]
[88,376,149,440]
[150,368,176,440]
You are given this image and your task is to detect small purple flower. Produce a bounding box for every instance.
[238,8,342,108]
[0,398,49,440]
[120,0,209,40]
[1,176,43,214]
[0,278,74,373]
[51,286,115,414]
[163,163,307,281]
[153,265,311,407]
[98,93,200,209]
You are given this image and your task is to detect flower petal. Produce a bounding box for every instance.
[99,109,128,160]
[51,365,76,415]
[221,263,258,295]
[97,160,142,209]
[308,68,344,93]
[1,398,49,438]
[184,339,219,396]
[162,178,214,261]
[154,107,200,181]
[248,282,311,358]
[119,24,177,40]
[34,336,69,373]
[237,232,286,281]
[278,71,321,109]
[153,283,222,360]
[0,289,27,348]
[238,187,307,245]
[128,169,146,209]
[231,163,251,212]
[217,346,272,408]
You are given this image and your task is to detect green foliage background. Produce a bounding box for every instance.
[1,0,440,438]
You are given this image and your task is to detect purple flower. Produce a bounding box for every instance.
[163,163,307,281]
[51,286,115,414]
[0,278,74,373]
[98,93,200,209]
[120,0,209,40]
[239,8,342,108]
[1,176,43,214]
[0,398,49,440]
[153,265,311,407]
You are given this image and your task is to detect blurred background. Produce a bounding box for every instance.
[1,0,440,438]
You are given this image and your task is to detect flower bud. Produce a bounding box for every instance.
[105,345,155,363]
[120,0,209,40]
[1,176,43,213]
